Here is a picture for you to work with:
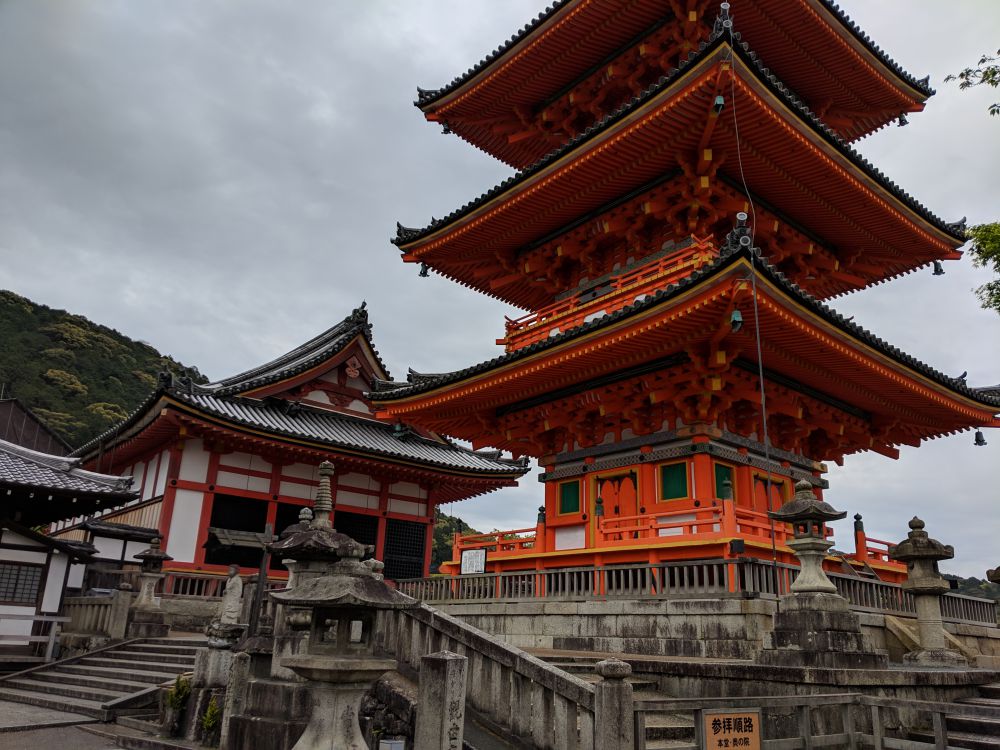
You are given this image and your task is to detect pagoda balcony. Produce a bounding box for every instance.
[446,502,899,582]
[500,238,718,352]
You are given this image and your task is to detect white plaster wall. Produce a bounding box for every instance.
[133,460,146,494]
[338,490,379,510]
[166,489,204,562]
[0,605,34,640]
[340,472,379,491]
[142,456,159,500]
[346,376,368,391]
[124,540,149,560]
[67,563,85,589]
[389,481,426,499]
[348,399,370,413]
[306,390,331,404]
[2,530,44,549]
[554,526,586,550]
[0,549,47,564]
[216,471,270,494]
[90,535,125,561]
[318,371,340,385]
[250,455,272,473]
[388,499,426,516]
[41,553,68,612]
[220,451,252,470]
[154,449,170,497]
[283,462,315,480]
[178,439,210,483]
[280,481,314,500]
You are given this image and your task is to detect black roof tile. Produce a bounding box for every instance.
[0,438,136,498]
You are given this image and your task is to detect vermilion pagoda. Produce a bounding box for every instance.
[373,1,1000,581]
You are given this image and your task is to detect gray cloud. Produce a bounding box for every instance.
[0,1,997,576]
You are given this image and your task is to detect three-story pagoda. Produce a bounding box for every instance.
[373,1,999,581]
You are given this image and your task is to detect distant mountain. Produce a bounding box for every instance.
[0,290,206,448]
[945,574,1000,602]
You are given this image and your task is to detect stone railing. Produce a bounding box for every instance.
[376,603,597,749]
[63,592,129,639]
[400,559,999,626]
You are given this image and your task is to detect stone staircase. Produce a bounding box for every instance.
[0,638,205,721]
[540,654,696,750]
[909,683,1000,750]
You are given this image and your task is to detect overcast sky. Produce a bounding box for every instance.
[1,2,998,576]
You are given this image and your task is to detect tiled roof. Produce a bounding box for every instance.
[171,391,528,475]
[0,438,135,497]
[396,31,961,248]
[369,245,1000,411]
[415,0,931,109]
[82,518,160,541]
[198,302,388,397]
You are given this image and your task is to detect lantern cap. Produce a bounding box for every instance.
[889,516,954,563]
[133,536,173,565]
[768,480,846,524]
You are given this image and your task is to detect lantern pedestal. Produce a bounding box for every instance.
[282,654,397,750]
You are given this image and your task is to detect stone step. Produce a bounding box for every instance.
[79,723,199,750]
[959,697,1000,709]
[116,715,163,734]
[103,650,198,665]
[58,663,179,685]
[79,656,195,673]
[979,684,1000,700]
[644,711,696,742]
[947,714,1000,739]
[910,729,1000,750]
[0,685,109,720]
[124,643,204,657]
[29,669,153,693]
[1,676,127,703]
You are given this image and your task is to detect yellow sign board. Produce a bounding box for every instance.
[701,709,761,750]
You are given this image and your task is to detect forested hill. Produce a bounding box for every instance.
[0,290,206,449]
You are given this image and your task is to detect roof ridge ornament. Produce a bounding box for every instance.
[713,2,733,37]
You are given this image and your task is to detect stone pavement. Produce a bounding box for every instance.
[0,726,114,750]
[0,699,96,733]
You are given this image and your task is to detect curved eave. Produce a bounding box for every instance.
[161,397,528,483]
[372,254,999,435]
[418,0,931,164]
[399,40,961,309]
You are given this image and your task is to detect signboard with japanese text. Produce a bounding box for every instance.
[460,548,486,575]
[701,710,761,750]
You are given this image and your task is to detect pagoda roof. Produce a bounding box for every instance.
[371,246,999,411]
[417,0,932,164]
[396,33,962,309]
[200,302,387,397]
[371,247,999,461]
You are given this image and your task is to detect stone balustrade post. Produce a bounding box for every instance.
[107,588,131,639]
[593,658,634,750]
[415,651,468,750]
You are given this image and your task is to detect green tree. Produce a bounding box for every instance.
[947,50,1000,314]
[945,49,1000,116]
[431,508,481,572]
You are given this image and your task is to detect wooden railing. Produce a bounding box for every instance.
[0,614,69,661]
[399,558,999,625]
[501,238,718,351]
[64,595,115,635]
[632,692,1000,750]
[376,603,596,749]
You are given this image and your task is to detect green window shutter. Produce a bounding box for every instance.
[660,463,688,500]
[559,481,580,514]
[714,464,734,499]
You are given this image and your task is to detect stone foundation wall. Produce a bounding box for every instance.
[436,598,1000,663]
[437,597,777,659]
[160,598,219,631]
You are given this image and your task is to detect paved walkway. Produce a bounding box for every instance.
[0,726,114,750]
[0,699,96,733]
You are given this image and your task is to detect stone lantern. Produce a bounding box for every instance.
[268,460,416,750]
[768,479,845,595]
[758,481,886,668]
[890,517,966,666]
[129,536,173,637]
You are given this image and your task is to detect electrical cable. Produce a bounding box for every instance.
[723,15,784,596]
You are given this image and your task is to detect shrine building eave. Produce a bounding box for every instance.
[371,249,1000,460]
[416,0,932,166]
[200,302,388,398]
[396,35,963,310]
[74,389,527,488]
